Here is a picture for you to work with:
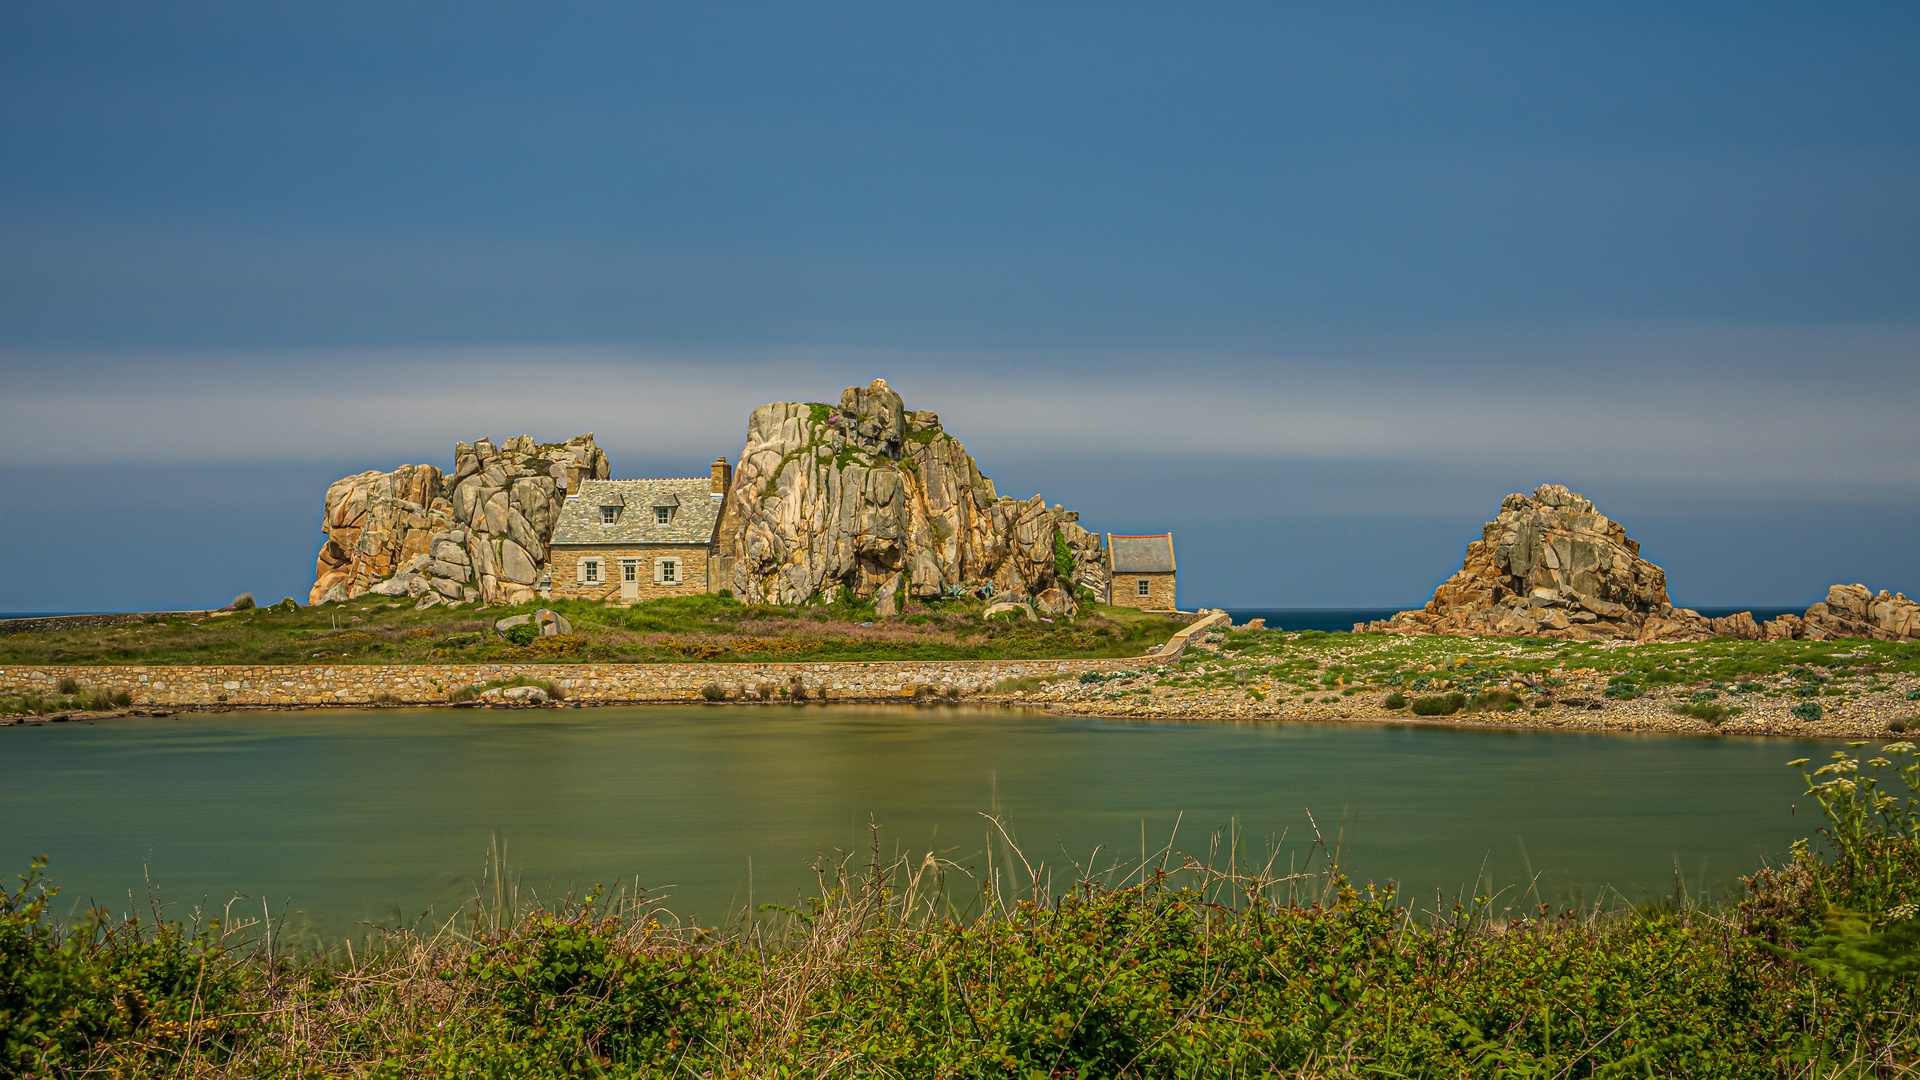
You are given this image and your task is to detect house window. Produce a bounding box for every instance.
[654,506,672,524]
[1137,578,1151,597]
[662,559,678,583]
[623,561,638,583]
[600,506,619,524]
[583,560,602,584]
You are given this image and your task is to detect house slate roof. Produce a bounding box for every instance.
[550,479,720,546]
[1109,533,1176,574]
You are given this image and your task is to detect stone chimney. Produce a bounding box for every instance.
[564,463,589,497]
[711,456,732,496]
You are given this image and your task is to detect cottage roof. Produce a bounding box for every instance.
[551,479,719,545]
[1109,533,1175,574]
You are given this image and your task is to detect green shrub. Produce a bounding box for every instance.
[1690,689,1719,703]
[1887,718,1909,733]
[1409,693,1467,716]
[55,677,79,696]
[1382,691,1407,710]
[0,859,250,1075]
[1604,676,1639,700]
[230,593,255,610]
[464,903,735,1068]
[700,683,727,701]
[504,622,539,646]
[111,692,130,708]
[86,691,113,712]
[267,597,299,613]
[1908,688,1920,701]
[1051,527,1076,585]
[1672,701,1733,726]
[1791,701,1824,723]
[1471,690,1523,712]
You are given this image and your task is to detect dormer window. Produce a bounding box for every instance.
[654,506,672,525]
[600,506,619,524]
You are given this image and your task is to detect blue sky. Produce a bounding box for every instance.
[3,2,1916,611]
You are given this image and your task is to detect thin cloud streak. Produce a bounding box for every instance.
[3,329,1915,495]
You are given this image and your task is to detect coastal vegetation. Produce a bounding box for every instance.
[6,744,1920,1076]
[0,594,1178,674]
[1024,625,1920,736]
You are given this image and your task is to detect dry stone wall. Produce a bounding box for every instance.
[0,656,1151,708]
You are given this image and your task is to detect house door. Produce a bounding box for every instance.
[619,559,641,601]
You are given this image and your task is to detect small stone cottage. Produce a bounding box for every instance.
[545,460,732,603]
[1106,533,1177,611]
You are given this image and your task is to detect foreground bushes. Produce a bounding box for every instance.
[9,743,1920,1077]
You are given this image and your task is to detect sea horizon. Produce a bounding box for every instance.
[6,604,1815,636]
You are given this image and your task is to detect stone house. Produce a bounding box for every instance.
[1106,533,1177,611]
[545,459,733,604]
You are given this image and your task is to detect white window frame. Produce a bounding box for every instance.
[1137,578,1152,597]
[582,558,603,584]
[654,506,672,525]
[600,506,619,525]
[654,557,682,585]
[621,559,639,583]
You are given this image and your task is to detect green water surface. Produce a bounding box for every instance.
[0,705,1834,938]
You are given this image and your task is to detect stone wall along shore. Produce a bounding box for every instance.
[0,656,1155,708]
[0,612,211,636]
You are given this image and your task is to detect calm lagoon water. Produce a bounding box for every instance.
[1,705,1835,938]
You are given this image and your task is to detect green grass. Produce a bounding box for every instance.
[9,741,1920,1077]
[0,596,1180,677]
[1083,626,1920,720]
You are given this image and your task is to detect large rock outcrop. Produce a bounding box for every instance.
[310,463,448,605]
[1355,485,1920,643]
[1776,585,1920,642]
[714,379,1105,613]
[1356,484,1717,641]
[310,434,608,606]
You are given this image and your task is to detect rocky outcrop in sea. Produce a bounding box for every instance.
[1353,484,1918,642]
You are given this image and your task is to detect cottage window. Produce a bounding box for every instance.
[1137,578,1151,597]
[654,506,672,524]
[583,559,602,584]
[600,506,619,524]
[655,557,681,585]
